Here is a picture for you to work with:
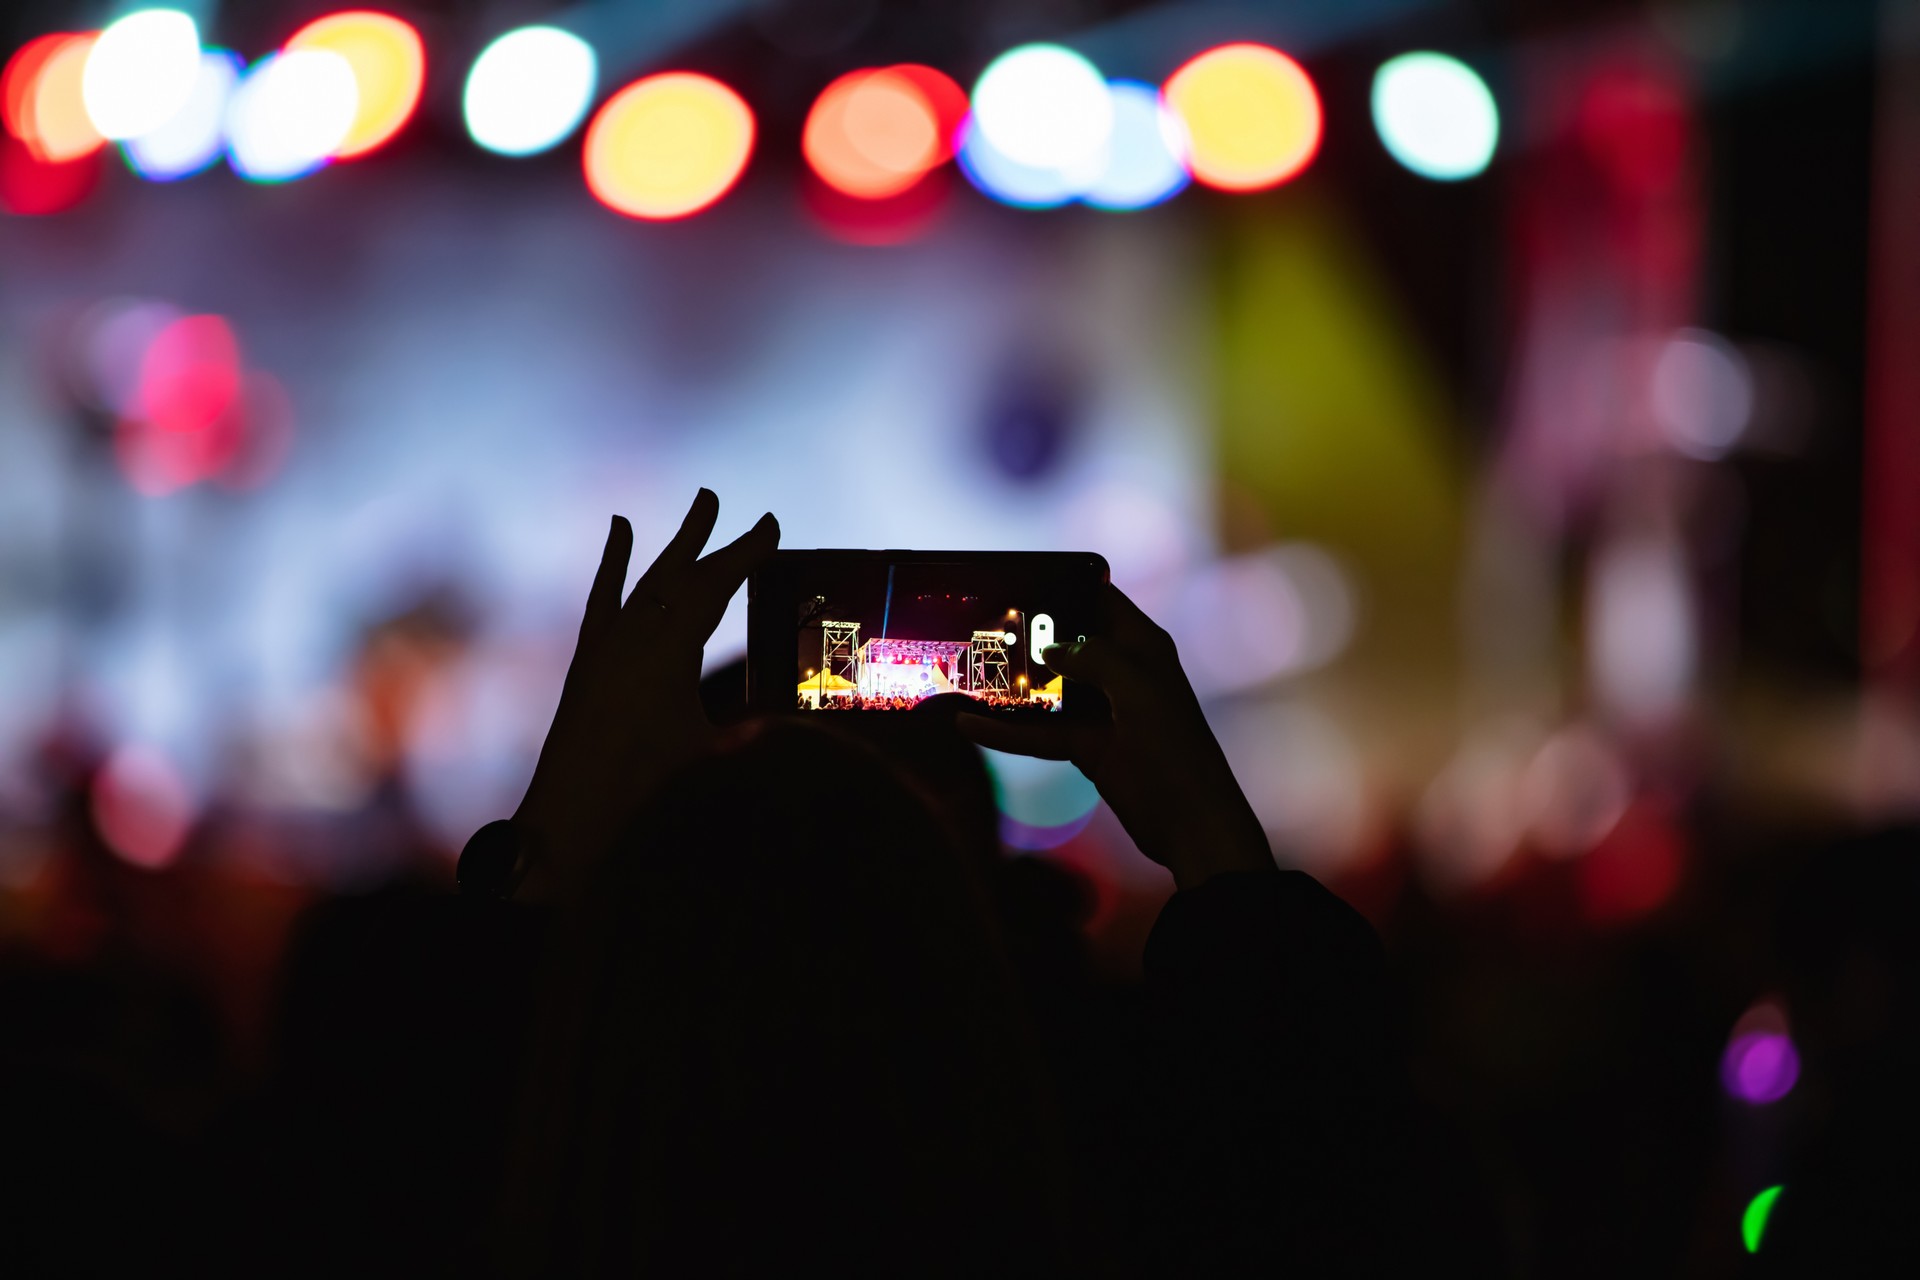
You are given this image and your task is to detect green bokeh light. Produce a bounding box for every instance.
[1742,1185,1783,1253]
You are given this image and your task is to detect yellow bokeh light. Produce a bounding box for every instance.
[286,11,425,159]
[584,73,755,221]
[1164,43,1321,192]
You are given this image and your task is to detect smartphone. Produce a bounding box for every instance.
[747,550,1110,718]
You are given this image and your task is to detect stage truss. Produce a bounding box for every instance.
[821,621,860,688]
[970,630,1012,694]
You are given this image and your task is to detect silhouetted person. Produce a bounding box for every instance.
[251,491,1416,1275]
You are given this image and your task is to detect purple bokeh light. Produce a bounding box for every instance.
[1721,1031,1800,1105]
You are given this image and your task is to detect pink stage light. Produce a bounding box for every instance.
[137,313,241,432]
[1721,1031,1800,1105]
[91,744,194,869]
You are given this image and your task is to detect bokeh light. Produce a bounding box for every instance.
[1081,80,1188,211]
[123,49,240,181]
[1577,799,1684,924]
[3,34,71,148]
[1371,52,1499,181]
[225,50,360,183]
[285,11,425,160]
[956,113,1084,208]
[1519,723,1629,859]
[138,313,241,433]
[583,73,755,221]
[984,748,1102,851]
[889,64,969,148]
[463,25,597,157]
[804,162,951,244]
[1721,1030,1800,1104]
[70,297,181,412]
[970,44,1112,173]
[215,373,297,492]
[91,744,194,869]
[1651,328,1753,460]
[81,9,201,142]
[1164,43,1321,192]
[804,67,947,200]
[0,130,103,214]
[1743,1186,1783,1253]
[1171,545,1355,696]
[23,34,106,162]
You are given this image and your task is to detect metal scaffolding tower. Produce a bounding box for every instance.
[970,630,1012,694]
[822,621,860,687]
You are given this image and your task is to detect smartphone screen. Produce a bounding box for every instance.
[747,550,1109,717]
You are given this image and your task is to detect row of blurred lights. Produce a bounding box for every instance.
[1,9,1502,222]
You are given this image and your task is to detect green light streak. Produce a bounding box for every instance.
[1742,1185,1784,1253]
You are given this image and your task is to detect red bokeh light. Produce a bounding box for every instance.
[1577,799,1683,924]
[1575,65,1692,198]
[804,165,951,246]
[0,129,102,215]
[91,744,195,869]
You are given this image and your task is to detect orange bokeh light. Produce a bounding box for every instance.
[583,73,755,221]
[286,11,426,159]
[1164,43,1321,192]
[5,32,106,163]
[3,33,67,143]
[890,64,969,149]
[805,66,963,200]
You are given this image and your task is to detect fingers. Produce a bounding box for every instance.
[1039,637,1137,700]
[579,515,633,646]
[954,711,1080,762]
[628,487,719,610]
[673,510,780,638]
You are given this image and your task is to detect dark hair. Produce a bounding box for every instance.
[507,720,1067,1275]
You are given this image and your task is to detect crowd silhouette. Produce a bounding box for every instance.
[4,490,1914,1276]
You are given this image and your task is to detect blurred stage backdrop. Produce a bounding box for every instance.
[2,0,1917,1271]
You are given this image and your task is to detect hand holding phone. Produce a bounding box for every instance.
[956,584,1273,891]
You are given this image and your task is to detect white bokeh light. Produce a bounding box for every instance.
[1650,328,1754,460]
[226,50,360,183]
[970,44,1112,171]
[463,26,598,157]
[1371,51,1499,181]
[82,9,203,141]
[124,50,240,181]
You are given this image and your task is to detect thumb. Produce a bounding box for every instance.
[1039,638,1135,699]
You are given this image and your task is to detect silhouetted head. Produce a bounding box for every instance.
[511,719,1064,1274]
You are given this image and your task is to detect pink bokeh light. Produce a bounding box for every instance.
[1720,1030,1800,1105]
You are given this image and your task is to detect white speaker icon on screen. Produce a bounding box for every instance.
[1030,613,1055,665]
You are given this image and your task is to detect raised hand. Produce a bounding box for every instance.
[956,583,1271,890]
[513,489,778,895]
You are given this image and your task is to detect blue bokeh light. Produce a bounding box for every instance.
[956,114,1083,209]
[1081,80,1189,211]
